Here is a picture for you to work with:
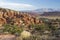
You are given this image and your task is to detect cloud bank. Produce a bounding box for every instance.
[0,0,36,11]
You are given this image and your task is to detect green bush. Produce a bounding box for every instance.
[3,24,23,35]
[30,24,50,31]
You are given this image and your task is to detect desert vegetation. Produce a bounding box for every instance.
[0,8,60,40]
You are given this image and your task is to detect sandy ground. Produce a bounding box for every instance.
[0,34,16,40]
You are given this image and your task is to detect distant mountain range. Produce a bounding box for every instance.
[35,8,60,16]
[24,8,60,16]
[34,8,60,13]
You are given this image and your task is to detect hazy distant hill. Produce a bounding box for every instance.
[21,8,60,17]
[34,8,60,13]
[40,12,60,16]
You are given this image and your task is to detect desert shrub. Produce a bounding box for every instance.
[3,24,23,35]
[16,31,31,40]
[30,23,50,31]
[20,31,31,39]
[22,35,42,40]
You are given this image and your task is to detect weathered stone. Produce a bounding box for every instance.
[0,34,16,40]
[0,8,42,28]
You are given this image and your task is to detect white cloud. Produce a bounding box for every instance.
[0,0,36,11]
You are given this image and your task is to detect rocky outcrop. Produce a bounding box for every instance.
[0,8,42,28]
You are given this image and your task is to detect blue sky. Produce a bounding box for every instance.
[0,0,60,10]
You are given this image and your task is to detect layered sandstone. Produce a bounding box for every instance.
[0,8,42,28]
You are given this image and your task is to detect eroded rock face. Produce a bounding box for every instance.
[0,18,6,27]
[0,8,42,28]
[0,34,16,40]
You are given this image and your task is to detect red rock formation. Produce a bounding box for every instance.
[0,8,42,28]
